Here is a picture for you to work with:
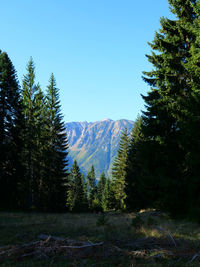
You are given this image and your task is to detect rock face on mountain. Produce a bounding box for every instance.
[65,119,134,177]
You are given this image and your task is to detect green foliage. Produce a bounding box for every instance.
[112,128,129,211]
[0,56,69,212]
[66,160,88,212]
[42,73,68,211]
[0,51,24,210]
[142,0,200,217]
[125,0,200,220]
[86,165,97,210]
[102,178,115,211]
[96,172,106,210]
[125,116,146,211]
[21,58,42,209]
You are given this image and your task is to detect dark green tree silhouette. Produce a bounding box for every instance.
[0,51,24,209]
[141,0,200,217]
[112,128,129,210]
[86,165,97,210]
[22,58,41,209]
[97,172,106,209]
[125,116,146,211]
[44,73,68,211]
[66,160,88,212]
[102,177,115,211]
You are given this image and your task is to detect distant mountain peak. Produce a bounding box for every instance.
[65,119,134,177]
[100,118,113,121]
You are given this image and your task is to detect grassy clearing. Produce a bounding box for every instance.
[0,211,200,266]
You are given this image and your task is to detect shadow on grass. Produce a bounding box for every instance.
[0,212,200,266]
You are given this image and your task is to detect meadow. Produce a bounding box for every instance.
[0,211,200,266]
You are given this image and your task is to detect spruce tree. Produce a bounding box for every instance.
[81,173,89,209]
[33,86,48,210]
[86,165,97,210]
[0,51,24,209]
[141,0,200,216]
[102,178,115,211]
[112,128,129,211]
[45,73,68,211]
[22,58,41,209]
[97,172,106,209]
[125,116,146,211]
[66,160,88,212]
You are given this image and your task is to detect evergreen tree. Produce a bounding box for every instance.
[141,0,200,216]
[97,172,106,209]
[44,73,68,211]
[102,178,115,211]
[112,128,129,211]
[0,51,24,209]
[81,173,89,209]
[66,160,88,212]
[86,165,97,210]
[33,86,49,210]
[22,58,42,209]
[125,116,146,211]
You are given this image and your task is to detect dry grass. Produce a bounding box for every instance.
[0,211,200,266]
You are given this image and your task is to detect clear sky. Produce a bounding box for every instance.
[1,0,174,122]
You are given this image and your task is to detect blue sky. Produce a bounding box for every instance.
[1,0,174,122]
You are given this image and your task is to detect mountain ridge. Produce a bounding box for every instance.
[65,119,134,177]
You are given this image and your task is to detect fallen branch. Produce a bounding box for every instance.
[61,241,104,249]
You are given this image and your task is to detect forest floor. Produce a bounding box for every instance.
[0,211,200,266]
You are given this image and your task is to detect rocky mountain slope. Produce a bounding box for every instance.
[65,119,134,177]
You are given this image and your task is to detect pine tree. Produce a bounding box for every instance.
[112,128,129,211]
[44,73,68,211]
[86,165,97,210]
[141,0,200,216]
[0,51,24,209]
[66,160,88,212]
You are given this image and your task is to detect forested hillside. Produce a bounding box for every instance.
[65,119,134,177]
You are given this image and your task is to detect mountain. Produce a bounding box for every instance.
[65,119,134,177]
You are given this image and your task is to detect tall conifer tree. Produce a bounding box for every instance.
[125,116,146,211]
[102,178,115,211]
[141,0,200,216]
[22,58,41,209]
[97,172,106,209]
[0,51,24,209]
[66,160,88,212]
[112,128,129,210]
[45,73,68,211]
[86,165,97,210]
